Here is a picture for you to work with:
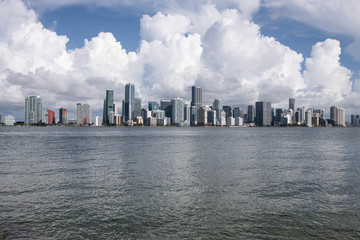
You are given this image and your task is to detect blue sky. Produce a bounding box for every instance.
[1,0,360,121]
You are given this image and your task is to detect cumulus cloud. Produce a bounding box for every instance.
[263,0,360,60]
[0,0,358,120]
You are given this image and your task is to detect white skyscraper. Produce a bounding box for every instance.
[77,103,91,125]
[25,96,42,124]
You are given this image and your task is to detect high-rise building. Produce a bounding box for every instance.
[247,105,255,123]
[171,97,185,125]
[184,103,190,123]
[77,103,91,125]
[213,99,222,125]
[330,106,345,126]
[103,90,114,124]
[160,99,172,118]
[207,110,216,126]
[59,107,68,124]
[197,106,208,126]
[134,98,141,119]
[0,113,2,124]
[124,83,135,121]
[148,101,159,111]
[190,106,197,126]
[191,86,202,108]
[4,115,15,126]
[25,96,42,124]
[289,98,295,112]
[255,101,272,126]
[233,107,243,119]
[47,109,55,124]
[223,106,232,118]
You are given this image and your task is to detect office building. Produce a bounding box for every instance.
[191,86,202,108]
[4,115,15,126]
[171,97,185,125]
[233,107,243,119]
[197,106,208,126]
[190,106,197,126]
[305,109,313,127]
[255,101,272,126]
[351,115,360,126]
[213,99,222,125]
[289,98,295,112]
[148,101,159,111]
[247,105,255,123]
[0,113,2,124]
[59,107,68,124]
[25,96,42,124]
[47,109,55,124]
[223,106,232,118]
[124,83,135,121]
[235,117,243,126]
[184,104,190,123]
[330,105,345,126]
[103,90,114,124]
[207,110,216,126]
[95,116,102,126]
[134,98,141,119]
[77,103,91,125]
[160,99,172,118]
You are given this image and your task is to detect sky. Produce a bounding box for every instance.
[1,0,360,121]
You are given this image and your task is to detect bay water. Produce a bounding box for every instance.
[0,127,359,239]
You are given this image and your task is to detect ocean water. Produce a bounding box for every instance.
[0,126,359,239]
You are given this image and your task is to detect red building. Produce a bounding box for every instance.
[47,109,55,124]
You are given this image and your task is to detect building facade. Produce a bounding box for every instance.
[47,109,55,124]
[59,107,68,124]
[25,96,42,124]
[171,97,185,125]
[191,86,202,108]
[330,105,345,126]
[4,115,15,126]
[255,101,272,126]
[77,103,91,125]
[124,83,135,121]
[103,90,114,124]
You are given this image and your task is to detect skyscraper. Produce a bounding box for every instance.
[191,86,202,108]
[247,105,255,123]
[59,107,68,124]
[47,109,55,124]
[124,83,135,121]
[330,105,345,126]
[160,99,172,118]
[171,97,185,125]
[25,96,42,124]
[289,98,295,112]
[255,101,272,126]
[103,90,114,124]
[213,99,222,125]
[77,103,91,125]
[134,98,141,119]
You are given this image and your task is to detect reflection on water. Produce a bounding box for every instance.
[0,127,359,239]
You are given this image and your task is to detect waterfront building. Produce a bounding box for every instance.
[4,115,15,126]
[223,106,232,119]
[25,96,42,124]
[235,117,243,126]
[160,99,172,118]
[351,115,360,126]
[233,107,244,119]
[171,97,185,125]
[247,105,255,123]
[95,116,102,126]
[207,110,216,126]
[124,83,135,121]
[76,103,91,125]
[136,116,143,125]
[190,106,197,126]
[0,113,2,124]
[255,101,272,126]
[47,109,55,124]
[59,107,68,124]
[227,117,235,126]
[141,108,151,125]
[330,106,345,126]
[197,106,208,126]
[299,107,306,124]
[213,99,222,125]
[134,98,142,119]
[305,109,313,127]
[42,114,48,124]
[191,86,202,108]
[148,101,159,111]
[184,104,190,124]
[103,90,114,124]
[289,98,295,112]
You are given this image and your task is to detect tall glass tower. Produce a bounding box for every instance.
[171,97,185,125]
[25,96,42,124]
[255,101,272,126]
[103,90,114,124]
[191,86,202,108]
[124,83,135,121]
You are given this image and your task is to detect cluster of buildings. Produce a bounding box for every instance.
[0,83,354,127]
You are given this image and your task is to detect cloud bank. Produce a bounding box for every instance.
[0,0,359,120]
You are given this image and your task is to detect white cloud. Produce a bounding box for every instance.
[263,0,360,60]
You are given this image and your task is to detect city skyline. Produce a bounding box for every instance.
[1,1,360,120]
